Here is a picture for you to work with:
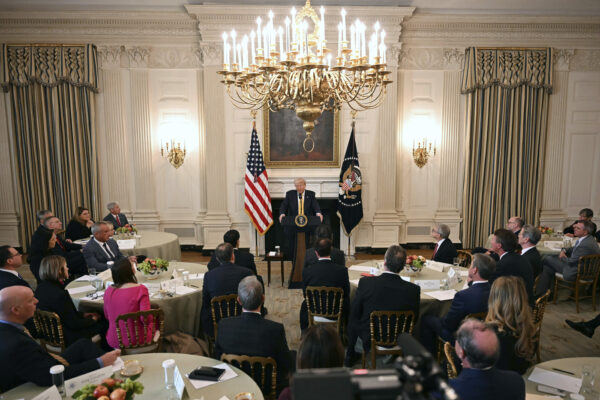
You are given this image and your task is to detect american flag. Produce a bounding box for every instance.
[244,127,273,235]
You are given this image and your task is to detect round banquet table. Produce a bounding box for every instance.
[67,262,207,336]
[3,353,265,400]
[121,230,181,261]
[348,260,468,336]
[525,357,600,399]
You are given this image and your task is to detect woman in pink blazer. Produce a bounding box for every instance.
[103,259,152,349]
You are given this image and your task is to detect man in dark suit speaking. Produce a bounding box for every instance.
[279,177,323,255]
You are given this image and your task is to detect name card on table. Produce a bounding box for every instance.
[174,365,186,399]
[414,280,440,290]
[161,278,184,293]
[189,273,204,280]
[65,366,113,397]
[425,290,457,301]
[175,286,198,295]
[426,260,452,273]
[544,241,563,251]
[528,367,583,394]
[116,239,136,250]
[32,385,62,400]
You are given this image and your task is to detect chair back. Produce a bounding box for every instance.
[210,294,243,338]
[305,286,344,331]
[466,311,487,321]
[576,254,600,283]
[456,250,472,268]
[33,310,66,354]
[533,290,551,326]
[369,310,415,347]
[443,341,459,379]
[115,308,164,355]
[221,354,277,400]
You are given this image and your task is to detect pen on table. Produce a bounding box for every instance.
[552,367,575,376]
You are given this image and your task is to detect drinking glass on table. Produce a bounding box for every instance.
[453,257,460,268]
[582,365,597,396]
[88,267,96,276]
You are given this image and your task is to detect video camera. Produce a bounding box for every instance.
[291,333,459,400]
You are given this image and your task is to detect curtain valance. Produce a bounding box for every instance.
[1,44,98,92]
[461,47,553,94]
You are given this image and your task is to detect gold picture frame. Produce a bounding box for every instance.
[263,107,340,168]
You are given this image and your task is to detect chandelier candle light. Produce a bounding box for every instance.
[412,138,436,168]
[218,0,392,152]
[160,139,187,169]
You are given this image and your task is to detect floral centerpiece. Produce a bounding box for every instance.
[115,224,137,239]
[137,258,168,277]
[405,255,426,273]
[72,377,143,400]
[539,226,554,235]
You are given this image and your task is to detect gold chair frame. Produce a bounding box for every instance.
[33,309,66,355]
[221,354,277,400]
[115,308,164,355]
[305,286,344,332]
[533,289,551,362]
[553,254,600,313]
[361,310,415,369]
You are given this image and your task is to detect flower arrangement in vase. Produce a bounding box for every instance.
[539,226,554,235]
[115,224,137,239]
[405,255,426,275]
[137,258,168,279]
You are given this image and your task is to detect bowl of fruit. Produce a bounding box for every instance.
[72,377,143,400]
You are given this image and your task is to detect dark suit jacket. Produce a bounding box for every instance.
[82,238,124,272]
[103,213,129,230]
[449,367,525,400]
[490,252,534,305]
[303,247,345,270]
[215,312,292,395]
[279,190,321,217]
[433,239,458,265]
[201,262,253,337]
[348,273,420,348]
[300,259,350,330]
[440,281,491,341]
[207,249,257,275]
[495,328,531,374]
[521,247,542,278]
[34,280,101,345]
[52,234,87,276]
[29,224,52,254]
[0,269,31,290]
[65,219,93,241]
[0,322,100,392]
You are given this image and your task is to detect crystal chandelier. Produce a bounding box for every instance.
[218,0,392,152]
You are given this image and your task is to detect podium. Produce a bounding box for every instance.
[281,215,321,288]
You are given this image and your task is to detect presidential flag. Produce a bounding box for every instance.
[337,125,363,235]
[244,127,273,235]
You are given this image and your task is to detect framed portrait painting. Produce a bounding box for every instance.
[263,108,339,168]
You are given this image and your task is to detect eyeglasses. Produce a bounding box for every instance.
[8,251,21,258]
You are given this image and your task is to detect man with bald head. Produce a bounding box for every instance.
[450,319,525,400]
[0,286,121,392]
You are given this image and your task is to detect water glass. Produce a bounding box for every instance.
[582,365,597,396]
[182,271,190,287]
[275,246,281,255]
[88,268,96,276]
[50,365,65,396]
[453,257,460,267]
[92,278,104,292]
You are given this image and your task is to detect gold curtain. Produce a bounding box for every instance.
[461,48,553,248]
[1,44,100,250]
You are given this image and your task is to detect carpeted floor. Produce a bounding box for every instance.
[17,253,600,362]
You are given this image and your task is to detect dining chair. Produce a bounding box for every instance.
[533,289,551,362]
[305,286,344,333]
[115,308,164,355]
[456,250,472,268]
[361,310,415,369]
[33,310,66,355]
[553,254,600,313]
[221,354,277,400]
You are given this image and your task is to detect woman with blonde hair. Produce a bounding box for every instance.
[485,276,536,374]
[65,206,95,241]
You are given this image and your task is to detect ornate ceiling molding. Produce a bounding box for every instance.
[97,45,122,69]
[0,11,198,45]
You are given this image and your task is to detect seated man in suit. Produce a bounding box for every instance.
[300,238,349,331]
[83,222,136,272]
[345,245,420,367]
[43,216,87,276]
[489,228,534,305]
[303,224,345,270]
[536,220,600,297]
[564,208,597,237]
[201,243,254,338]
[0,285,121,392]
[449,318,525,400]
[518,224,542,278]
[103,201,129,230]
[506,216,524,237]
[207,230,257,274]
[29,209,54,255]
[431,224,458,264]
[215,276,293,397]
[420,253,495,354]
[0,246,30,290]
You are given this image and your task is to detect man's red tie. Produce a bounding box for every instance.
[56,236,66,251]
[116,215,121,226]
[433,243,439,258]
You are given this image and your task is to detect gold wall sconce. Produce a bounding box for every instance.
[412,139,436,168]
[160,140,186,169]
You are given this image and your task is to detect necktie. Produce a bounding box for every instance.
[55,236,66,251]
[432,243,439,258]
[116,214,121,226]
[17,273,24,280]
[299,194,304,215]
[103,243,115,259]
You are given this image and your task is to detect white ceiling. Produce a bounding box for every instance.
[1,0,599,16]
